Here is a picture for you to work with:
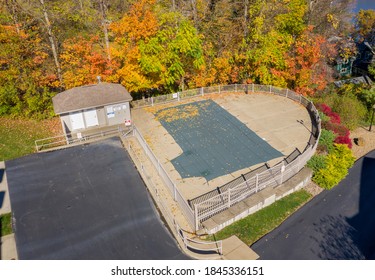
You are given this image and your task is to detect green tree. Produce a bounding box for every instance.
[139,12,204,91]
[0,24,56,118]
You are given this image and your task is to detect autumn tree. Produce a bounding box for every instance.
[110,0,159,93]
[241,0,307,86]
[60,36,114,89]
[284,27,333,96]
[0,24,56,117]
[355,9,375,41]
[111,0,204,94]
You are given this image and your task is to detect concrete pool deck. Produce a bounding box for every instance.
[132,92,312,200]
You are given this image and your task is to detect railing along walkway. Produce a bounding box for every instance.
[123,136,223,258]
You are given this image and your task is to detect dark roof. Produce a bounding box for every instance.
[334,76,373,88]
[53,83,132,114]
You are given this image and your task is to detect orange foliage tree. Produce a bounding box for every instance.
[60,36,114,89]
[283,27,333,96]
[110,0,159,93]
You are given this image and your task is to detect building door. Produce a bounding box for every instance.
[84,109,99,127]
[69,112,85,131]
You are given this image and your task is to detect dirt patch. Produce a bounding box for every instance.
[350,126,375,159]
[304,181,324,196]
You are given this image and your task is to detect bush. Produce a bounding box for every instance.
[358,86,375,110]
[322,121,352,149]
[318,111,330,122]
[316,103,332,115]
[307,154,327,173]
[329,112,341,124]
[316,103,341,124]
[312,144,355,189]
[318,129,336,153]
[335,135,353,149]
[331,94,367,130]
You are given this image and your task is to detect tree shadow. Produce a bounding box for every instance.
[311,154,375,260]
[0,191,4,209]
[0,212,3,260]
[311,215,364,260]
[0,168,4,183]
[346,155,375,259]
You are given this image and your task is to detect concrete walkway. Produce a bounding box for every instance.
[0,161,18,260]
[0,161,11,215]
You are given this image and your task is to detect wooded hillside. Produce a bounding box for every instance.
[0,0,372,119]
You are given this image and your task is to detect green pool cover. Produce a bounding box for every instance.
[156,100,283,181]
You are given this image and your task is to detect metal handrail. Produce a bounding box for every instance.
[35,125,127,152]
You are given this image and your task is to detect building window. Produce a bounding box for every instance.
[340,68,348,74]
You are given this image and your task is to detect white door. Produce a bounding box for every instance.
[69,112,85,130]
[84,109,99,127]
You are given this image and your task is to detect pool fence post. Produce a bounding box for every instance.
[228,188,231,208]
[194,204,199,231]
[280,162,285,184]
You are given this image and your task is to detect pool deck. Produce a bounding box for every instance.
[132,92,312,200]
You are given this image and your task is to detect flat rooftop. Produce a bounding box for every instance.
[6,137,187,260]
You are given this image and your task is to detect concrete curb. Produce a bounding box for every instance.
[0,234,17,260]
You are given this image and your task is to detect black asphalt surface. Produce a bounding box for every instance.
[6,137,188,260]
[251,149,375,260]
[251,151,375,260]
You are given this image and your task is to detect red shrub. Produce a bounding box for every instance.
[329,112,341,124]
[335,135,353,149]
[322,121,352,149]
[316,103,341,124]
[316,103,332,116]
[322,121,349,137]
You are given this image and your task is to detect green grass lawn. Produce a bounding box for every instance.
[0,117,62,161]
[0,213,12,237]
[207,189,312,246]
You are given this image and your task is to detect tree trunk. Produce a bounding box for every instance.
[5,0,20,33]
[243,0,249,37]
[190,0,198,27]
[38,0,63,85]
[99,0,111,61]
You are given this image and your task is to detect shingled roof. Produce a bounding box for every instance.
[53,83,132,114]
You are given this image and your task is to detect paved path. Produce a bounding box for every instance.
[0,161,17,260]
[251,150,375,260]
[0,161,11,215]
